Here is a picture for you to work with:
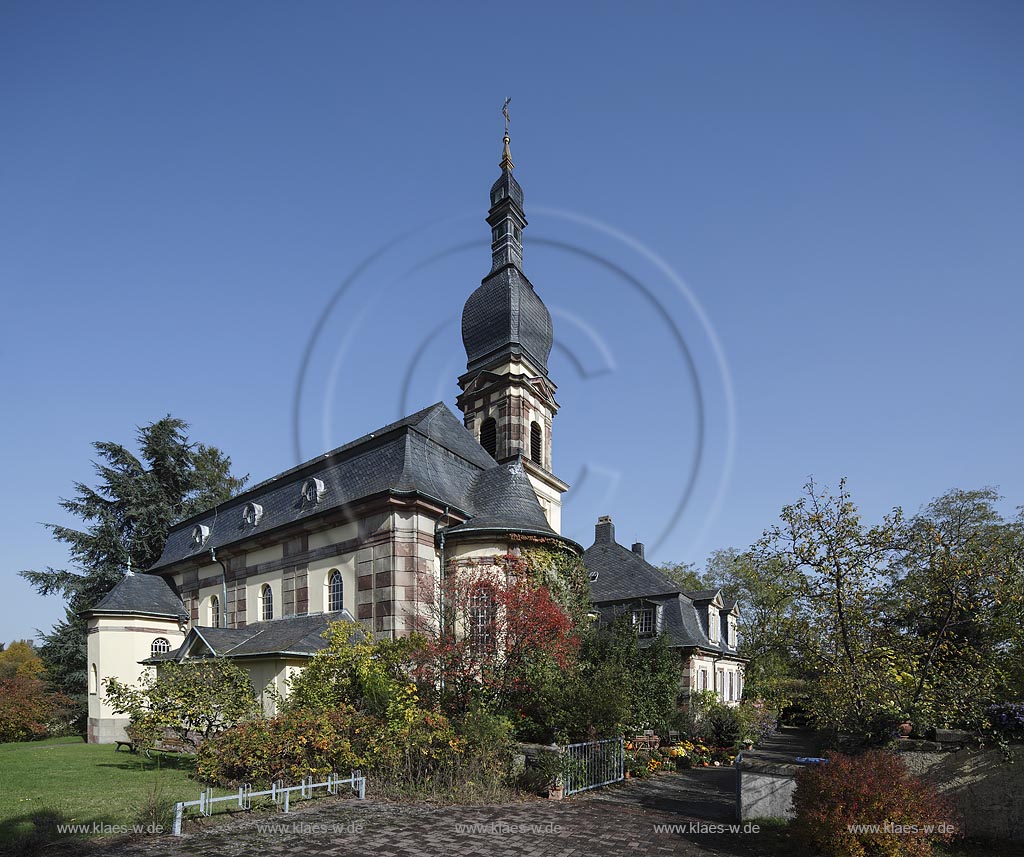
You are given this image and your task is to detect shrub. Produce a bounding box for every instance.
[738,697,777,744]
[986,702,1024,742]
[791,750,958,857]
[0,675,71,741]
[706,704,743,746]
[196,706,370,786]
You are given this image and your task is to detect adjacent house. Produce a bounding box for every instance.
[585,515,747,706]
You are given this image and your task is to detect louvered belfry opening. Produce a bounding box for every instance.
[480,417,497,458]
[530,421,542,465]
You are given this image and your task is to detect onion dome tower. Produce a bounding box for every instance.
[457,105,568,533]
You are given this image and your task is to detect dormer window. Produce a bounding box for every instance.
[301,477,325,505]
[727,616,738,648]
[708,606,719,642]
[191,524,210,549]
[242,502,263,527]
[633,608,655,637]
[588,570,599,583]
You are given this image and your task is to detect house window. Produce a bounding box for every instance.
[261,585,273,621]
[717,669,725,700]
[328,570,344,612]
[700,669,708,691]
[728,672,734,701]
[632,608,655,636]
[467,586,496,654]
[90,664,98,695]
[151,637,170,658]
[530,421,542,465]
[210,595,220,628]
[480,418,497,458]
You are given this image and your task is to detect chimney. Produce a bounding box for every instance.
[631,542,645,559]
[595,515,615,545]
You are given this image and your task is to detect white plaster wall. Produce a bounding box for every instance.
[307,553,357,616]
[87,613,185,743]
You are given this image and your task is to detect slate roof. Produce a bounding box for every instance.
[593,594,742,658]
[490,165,524,209]
[583,523,743,658]
[445,455,559,539]
[148,612,356,663]
[684,589,723,603]
[584,539,681,602]
[85,573,187,619]
[151,403,498,572]
[462,265,553,375]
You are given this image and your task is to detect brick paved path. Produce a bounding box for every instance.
[89,770,777,857]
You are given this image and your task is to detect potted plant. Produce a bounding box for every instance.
[536,748,566,799]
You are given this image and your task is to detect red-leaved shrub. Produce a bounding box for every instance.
[791,750,958,857]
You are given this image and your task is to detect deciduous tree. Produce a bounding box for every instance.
[103,658,260,751]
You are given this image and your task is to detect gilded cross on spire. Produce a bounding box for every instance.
[500,97,514,171]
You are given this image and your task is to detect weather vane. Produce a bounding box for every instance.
[502,97,511,135]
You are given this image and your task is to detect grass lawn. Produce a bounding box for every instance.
[0,737,232,851]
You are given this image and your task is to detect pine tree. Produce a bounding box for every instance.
[20,416,247,729]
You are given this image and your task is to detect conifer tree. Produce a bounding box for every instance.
[20,416,247,728]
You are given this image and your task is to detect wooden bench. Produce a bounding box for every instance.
[119,729,194,758]
[145,734,190,758]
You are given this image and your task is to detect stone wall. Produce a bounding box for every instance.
[738,738,1024,843]
[895,743,1024,843]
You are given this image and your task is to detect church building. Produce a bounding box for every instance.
[84,125,745,743]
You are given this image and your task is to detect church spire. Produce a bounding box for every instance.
[487,98,526,272]
[500,97,514,171]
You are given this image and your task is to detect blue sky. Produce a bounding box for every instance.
[2,1,1022,643]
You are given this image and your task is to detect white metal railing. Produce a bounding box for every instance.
[172,770,366,835]
[560,738,624,796]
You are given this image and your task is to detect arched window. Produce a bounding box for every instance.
[210,595,220,628]
[530,421,543,465]
[328,570,344,613]
[480,417,497,458]
[261,584,273,621]
[89,664,98,695]
[151,637,171,658]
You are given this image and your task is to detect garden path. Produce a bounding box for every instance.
[67,769,780,857]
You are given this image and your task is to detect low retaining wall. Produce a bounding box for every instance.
[737,737,1024,842]
[736,727,821,820]
[895,743,1024,842]
[736,756,801,820]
